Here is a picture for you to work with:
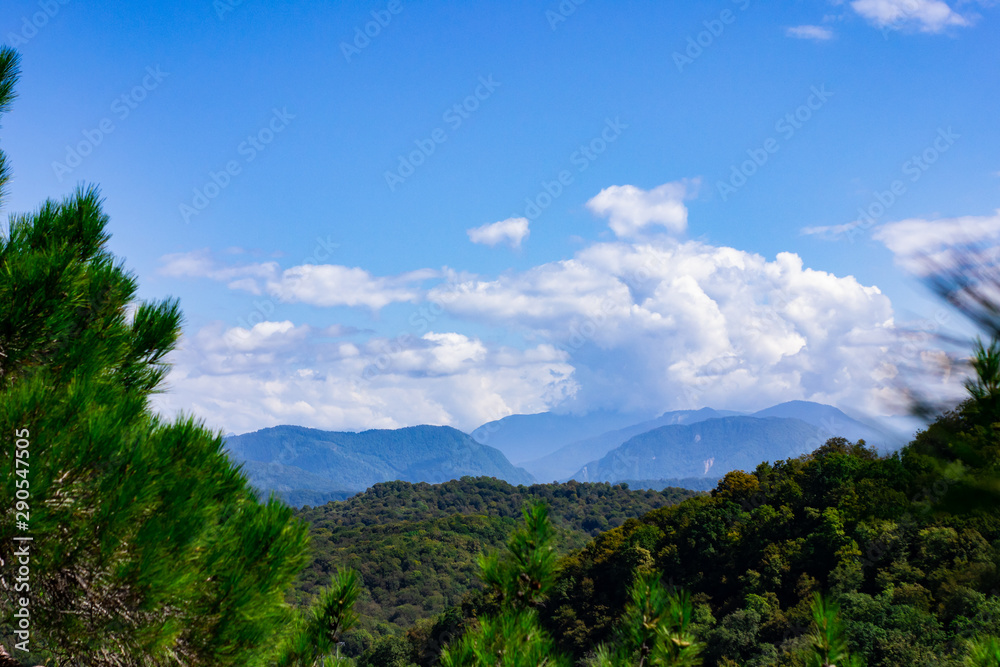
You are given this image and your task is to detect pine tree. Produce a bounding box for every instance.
[281,568,362,667]
[804,593,862,667]
[0,45,310,666]
[966,635,1000,667]
[593,571,704,667]
[439,503,571,667]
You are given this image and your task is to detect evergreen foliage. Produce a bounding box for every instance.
[0,46,310,666]
[281,569,362,667]
[290,477,699,638]
[594,572,705,667]
[804,594,860,667]
[439,503,571,667]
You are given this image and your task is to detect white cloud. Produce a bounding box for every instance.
[159,250,436,311]
[801,220,863,240]
[850,0,971,32]
[153,321,575,434]
[157,187,971,435]
[429,238,902,417]
[786,25,835,39]
[467,217,530,248]
[265,265,435,310]
[586,179,698,238]
[873,210,1000,273]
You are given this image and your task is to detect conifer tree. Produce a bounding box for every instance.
[0,45,310,666]
[281,568,362,667]
[804,593,862,667]
[966,635,1000,667]
[439,503,571,667]
[593,571,704,667]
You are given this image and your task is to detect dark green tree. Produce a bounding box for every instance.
[594,571,705,666]
[440,503,571,667]
[0,45,310,666]
[804,593,862,667]
[282,568,362,666]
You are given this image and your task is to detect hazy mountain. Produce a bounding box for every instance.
[750,401,904,451]
[571,416,824,483]
[469,409,653,465]
[236,459,356,506]
[226,424,534,504]
[520,407,741,482]
[482,401,904,482]
[231,402,906,506]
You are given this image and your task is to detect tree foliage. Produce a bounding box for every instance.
[439,502,571,667]
[0,45,310,666]
[291,477,698,640]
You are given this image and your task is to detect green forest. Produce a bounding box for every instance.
[290,477,699,637]
[5,41,1000,667]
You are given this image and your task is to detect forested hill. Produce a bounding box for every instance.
[290,477,700,638]
[225,424,535,504]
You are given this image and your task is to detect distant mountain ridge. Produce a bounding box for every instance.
[226,401,908,507]
[520,407,741,482]
[470,410,652,464]
[225,424,534,505]
[510,401,901,482]
[749,400,900,450]
[571,416,825,483]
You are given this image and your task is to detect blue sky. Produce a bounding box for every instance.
[3,0,998,434]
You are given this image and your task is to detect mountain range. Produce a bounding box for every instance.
[225,401,915,506]
[520,407,742,482]
[225,424,534,505]
[571,416,823,483]
[504,400,906,482]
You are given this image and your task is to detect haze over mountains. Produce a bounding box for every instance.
[226,424,534,506]
[571,416,823,483]
[226,401,913,506]
[518,407,743,482]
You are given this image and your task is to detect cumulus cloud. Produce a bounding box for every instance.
[850,0,971,32]
[873,210,1000,274]
[153,321,575,434]
[266,265,435,309]
[159,250,436,310]
[157,186,971,435]
[467,217,530,248]
[586,180,698,238]
[429,238,902,417]
[786,25,835,39]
